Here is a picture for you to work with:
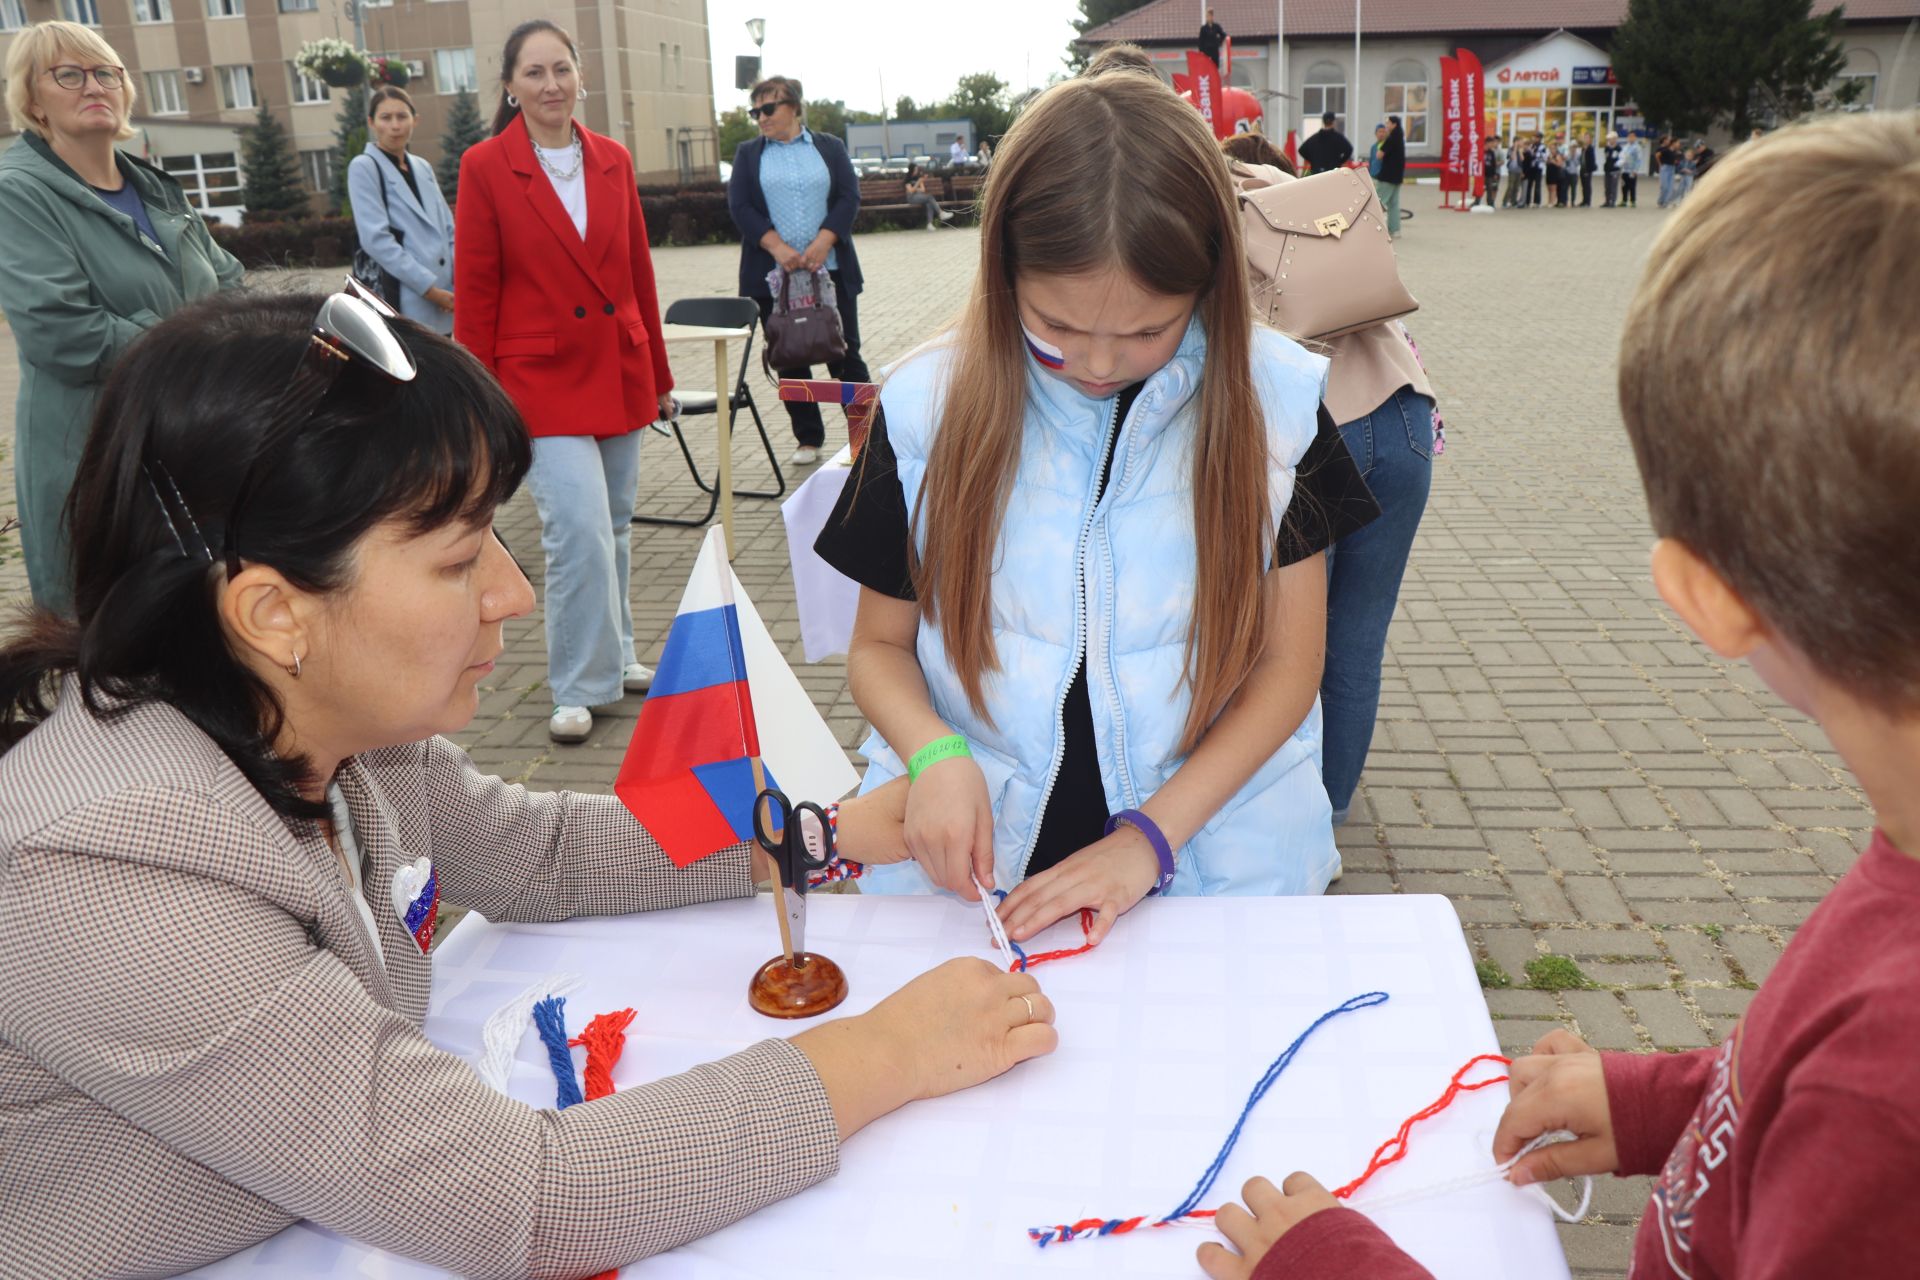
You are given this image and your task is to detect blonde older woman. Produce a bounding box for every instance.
[0,20,243,616]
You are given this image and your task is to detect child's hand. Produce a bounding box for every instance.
[1196,1174,1342,1280]
[997,825,1158,943]
[1493,1029,1621,1184]
[903,756,995,900]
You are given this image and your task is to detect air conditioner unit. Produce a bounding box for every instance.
[404,60,425,77]
[182,66,204,84]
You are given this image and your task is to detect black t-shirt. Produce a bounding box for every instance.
[380,147,422,206]
[814,385,1379,879]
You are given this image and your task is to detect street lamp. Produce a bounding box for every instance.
[745,18,766,52]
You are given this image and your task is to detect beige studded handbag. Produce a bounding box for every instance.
[1232,163,1419,341]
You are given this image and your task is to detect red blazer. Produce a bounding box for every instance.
[454,115,673,439]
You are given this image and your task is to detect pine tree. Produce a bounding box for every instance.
[1612,0,1861,136]
[239,102,308,222]
[331,85,368,216]
[438,89,485,213]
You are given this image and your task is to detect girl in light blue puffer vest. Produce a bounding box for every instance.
[814,70,1368,950]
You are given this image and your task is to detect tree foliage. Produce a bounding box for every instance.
[718,106,756,161]
[239,102,308,222]
[438,89,485,212]
[1611,0,1862,136]
[1069,0,1156,71]
[331,85,369,215]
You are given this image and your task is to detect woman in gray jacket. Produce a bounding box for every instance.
[347,85,456,334]
[0,20,243,614]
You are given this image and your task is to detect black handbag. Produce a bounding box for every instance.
[350,156,405,309]
[762,268,846,373]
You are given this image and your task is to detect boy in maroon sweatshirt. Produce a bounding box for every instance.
[1199,114,1920,1280]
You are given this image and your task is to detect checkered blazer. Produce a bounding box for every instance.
[0,687,841,1279]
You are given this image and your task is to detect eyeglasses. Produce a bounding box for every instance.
[217,280,417,574]
[46,64,125,91]
[748,100,793,120]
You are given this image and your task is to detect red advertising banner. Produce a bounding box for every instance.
[1185,51,1228,140]
[1439,54,1465,194]
[1457,48,1485,198]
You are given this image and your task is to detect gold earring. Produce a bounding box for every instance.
[285,651,303,679]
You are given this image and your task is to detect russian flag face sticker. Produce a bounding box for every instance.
[389,855,439,954]
[1021,321,1067,371]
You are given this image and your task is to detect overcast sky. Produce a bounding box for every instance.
[701,0,1091,115]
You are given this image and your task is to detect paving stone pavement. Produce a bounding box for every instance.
[0,198,1875,1278]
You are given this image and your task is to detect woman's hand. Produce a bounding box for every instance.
[425,287,455,312]
[1196,1174,1344,1280]
[792,958,1057,1140]
[1493,1029,1620,1184]
[997,825,1157,944]
[830,776,910,863]
[902,755,995,899]
[772,240,806,272]
[656,392,676,423]
[799,233,833,273]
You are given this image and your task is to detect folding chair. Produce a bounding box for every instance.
[632,296,784,529]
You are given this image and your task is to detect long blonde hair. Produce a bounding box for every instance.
[913,72,1270,756]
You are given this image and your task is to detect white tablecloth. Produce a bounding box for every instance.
[186,894,1572,1279]
[780,444,860,663]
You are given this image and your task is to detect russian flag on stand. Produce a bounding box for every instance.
[616,527,859,866]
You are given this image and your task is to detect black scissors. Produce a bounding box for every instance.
[753,789,834,957]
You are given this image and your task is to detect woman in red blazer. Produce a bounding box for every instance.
[455,19,673,744]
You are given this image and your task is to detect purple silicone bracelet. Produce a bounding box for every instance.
[1106,808,1176,895]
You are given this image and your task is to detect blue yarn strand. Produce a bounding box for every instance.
[990,889,1030,971]
[532,994,585,1108]
[1158,991,1390,1224]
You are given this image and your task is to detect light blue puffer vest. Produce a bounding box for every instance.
[857,318,1341,897]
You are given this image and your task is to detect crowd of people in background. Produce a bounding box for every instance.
[1481,128,1718,211]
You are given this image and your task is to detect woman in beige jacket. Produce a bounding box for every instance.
[0,291,1055,1279]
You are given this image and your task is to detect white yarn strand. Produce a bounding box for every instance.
[972,876,1016,961]
[472,973,583,1094]
[1344,1130,1594,1224]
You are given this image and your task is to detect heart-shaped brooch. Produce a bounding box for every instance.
[389,856,439,954]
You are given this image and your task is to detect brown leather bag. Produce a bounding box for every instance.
[1233,164,1419,340]
[762,268,847,373]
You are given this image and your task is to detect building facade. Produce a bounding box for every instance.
[0,0,717,221]
[1082,0,1920,159]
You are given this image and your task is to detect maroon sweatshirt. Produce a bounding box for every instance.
[1252,829,1920,1280]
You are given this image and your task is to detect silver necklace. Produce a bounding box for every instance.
[536,129,584,182]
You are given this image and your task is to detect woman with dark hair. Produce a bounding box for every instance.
[456,19,673,744]
[726,74,870,465]
[347,84,456,333]
[0,290,1055,1279]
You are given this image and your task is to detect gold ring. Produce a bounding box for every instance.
[1019,994,1037,1025]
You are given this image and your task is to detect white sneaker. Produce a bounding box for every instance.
[939,208,956,222]
[549,705,591,743]
[789,445,820,465]
[623,662,654,693]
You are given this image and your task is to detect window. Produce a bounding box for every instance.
[0,0,26,29]
[217,65,255,110]
[132,0,171,21]
[673,44,683,88]
[299,148,333,192]
[433,47,476,94]
[277,0,317,10]
[160,151,243,211]
[204,0,242,16]
[60,0,101,23]
[145,69,185,115]
[1383,60,1428,147]
[659,42,668,82]
[1837,73,1877,110]
[1302,61,1346,134]
[289,64,329,105]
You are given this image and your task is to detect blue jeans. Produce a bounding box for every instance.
[1658,164,1676,206]
[525,431,644,706]
[1322,386,1435,823]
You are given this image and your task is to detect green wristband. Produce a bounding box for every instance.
[907,734,972,781]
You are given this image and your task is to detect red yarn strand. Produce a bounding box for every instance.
[567,1008,638,1103]
[1330,1053,1512,1200]
[1008,908,1098,972]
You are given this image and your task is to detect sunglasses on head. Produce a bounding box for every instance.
[748,100,793,120]
[145,280,419,566]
